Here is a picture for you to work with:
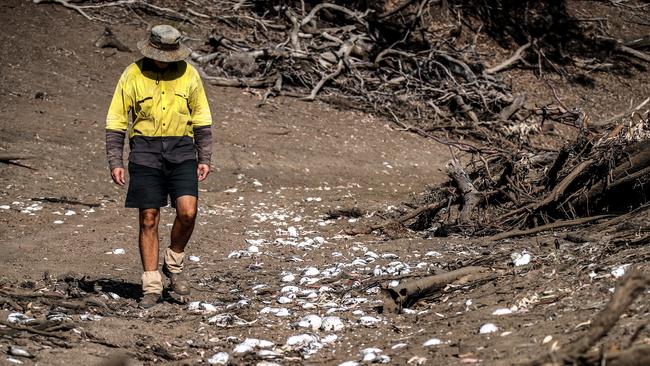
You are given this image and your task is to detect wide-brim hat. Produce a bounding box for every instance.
[137,25,191,63]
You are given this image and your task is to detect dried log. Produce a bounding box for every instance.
[379,266,488,313]
[498,158,594,222]
[446,160,480,225]
[571,142,650,213]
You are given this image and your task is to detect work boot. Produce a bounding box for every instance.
[139,293,161,309]
[162,264,191,295]
[163,248,191,296]
[140,270,163,309]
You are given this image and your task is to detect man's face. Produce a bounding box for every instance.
[153,60,170,69]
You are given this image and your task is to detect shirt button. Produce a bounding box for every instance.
[162,91,165,94]
[163,107,165,110]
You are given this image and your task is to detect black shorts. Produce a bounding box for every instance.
[125,160,198,209]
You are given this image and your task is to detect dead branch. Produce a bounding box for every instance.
[590,97,650,127]
[486,42,532,74]
[33,0,95,21]
[499,95,526,121]
[379,266,488,313]
[347,199,449,235]
[0,319,70,340]
[617,44,650,63]
[487,215,612,241]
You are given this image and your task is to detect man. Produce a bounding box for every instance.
[105,25,213,309]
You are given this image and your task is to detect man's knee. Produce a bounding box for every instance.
[177,208,196,226]
[140,209,159,231]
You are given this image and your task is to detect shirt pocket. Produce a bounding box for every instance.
[135,96,154,117]
[174,92,191,115]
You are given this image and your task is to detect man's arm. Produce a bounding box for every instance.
[189,70,213,181]
[106,72,132,185]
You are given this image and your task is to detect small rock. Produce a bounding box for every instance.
[112,248,126,255]
[189,255,200,262]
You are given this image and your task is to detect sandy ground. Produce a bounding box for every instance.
[1,1,648,365]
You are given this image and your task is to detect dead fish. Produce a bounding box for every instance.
[8,347,34,358]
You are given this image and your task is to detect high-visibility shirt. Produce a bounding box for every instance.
[105,58,212,170]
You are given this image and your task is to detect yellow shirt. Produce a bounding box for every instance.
[105,59,213,169]
[106,59,212,137]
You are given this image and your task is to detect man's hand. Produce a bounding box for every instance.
[197,163,210,182]
[111,167,126,186]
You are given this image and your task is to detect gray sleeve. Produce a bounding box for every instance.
[193,125,213,165]
[106,129,126,170]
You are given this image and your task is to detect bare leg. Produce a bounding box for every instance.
[170,195,197,253]
[139,208,161,271]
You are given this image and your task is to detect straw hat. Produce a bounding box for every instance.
[137,25,190,63]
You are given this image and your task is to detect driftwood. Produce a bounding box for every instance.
[379,266,488,313]
[530,269,650,366]
[487,215,613,241]
[446,160,481,225]
[0,154,36,170]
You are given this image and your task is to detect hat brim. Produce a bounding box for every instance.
[137,40,191,63]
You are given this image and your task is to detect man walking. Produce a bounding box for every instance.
[105,25,213,309]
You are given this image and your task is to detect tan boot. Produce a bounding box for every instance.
[139,293,161,309]
[140,271,162,309]
[163,248,191,296]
